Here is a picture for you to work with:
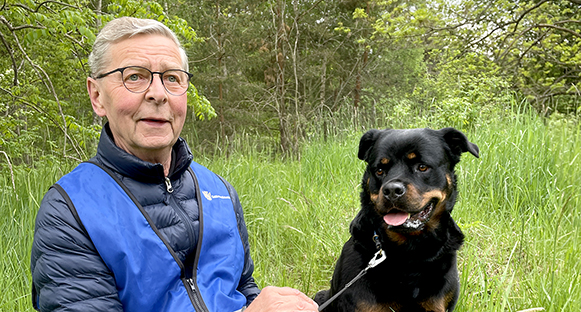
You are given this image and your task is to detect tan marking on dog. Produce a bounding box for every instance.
[370,192,379,203]
[444,288,458,309]
[404,183,422,207]
[405,183,446,208]
[419,297,446,312]
[407,152,417,159]
[357,301,401,312]
[380,158,390,164]
[425,194,448,231]
[400,184,445,210]
[420,290,457,312]
[386,230,408,245]
[420,189,446,208]
[374,185,386,212]
[446,173,453,187]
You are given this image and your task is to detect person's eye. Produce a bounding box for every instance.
[165,72,184,84]
[128,74,140,81]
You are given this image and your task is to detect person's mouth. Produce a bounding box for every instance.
[140,118,169,126]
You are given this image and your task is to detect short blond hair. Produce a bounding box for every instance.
[88,17,188,77]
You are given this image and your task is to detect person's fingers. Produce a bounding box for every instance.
[246,286,318,311]
[269,286,317,305]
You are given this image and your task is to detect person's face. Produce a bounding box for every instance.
[87,34,187,162]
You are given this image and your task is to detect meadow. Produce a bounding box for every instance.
[1,107,579,311]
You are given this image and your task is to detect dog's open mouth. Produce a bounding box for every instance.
[383,200,436,230]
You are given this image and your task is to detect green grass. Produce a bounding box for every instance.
[1,109,580,311]
[1,164,74,311]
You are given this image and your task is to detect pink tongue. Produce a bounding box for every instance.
[383,211,409,226]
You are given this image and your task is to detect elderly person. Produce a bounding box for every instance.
[30,17,318,312]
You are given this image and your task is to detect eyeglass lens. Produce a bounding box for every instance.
[122,66,190,95]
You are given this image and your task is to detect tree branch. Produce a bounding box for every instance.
[510,0,551,33]
[0,15,44,31]
[35,0,80,12]
[554,19,581,25]
[0,31,18,86]
[1,16,85,160]
[538,90,581,99]
[0,86,85,160]
[499,18,581,65]
[535,23,581,38]
[10,0,80,13]
[297,0,324,22]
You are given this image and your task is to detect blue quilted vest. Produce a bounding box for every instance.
[55,161,247,312]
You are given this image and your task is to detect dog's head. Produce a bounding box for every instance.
[356,128,479,238]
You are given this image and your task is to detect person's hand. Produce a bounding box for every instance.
[245,286,319,311]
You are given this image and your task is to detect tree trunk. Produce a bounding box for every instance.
[274,0,289,155]
[216,0,226,143]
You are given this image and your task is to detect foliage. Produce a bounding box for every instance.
[2,0,581,160]
[0,0,211,166]
[176,0,580,156]
[441,0,581,115]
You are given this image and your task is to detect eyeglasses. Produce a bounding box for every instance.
[95,66,193,96]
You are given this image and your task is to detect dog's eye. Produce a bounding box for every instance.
[418,164,429,172]
[376,168,384,176]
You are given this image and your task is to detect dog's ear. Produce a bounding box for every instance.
[358,129,382,161]
[438,127,479,160]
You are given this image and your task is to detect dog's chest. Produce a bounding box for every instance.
[356,301,402,312]
[355,300,447,312]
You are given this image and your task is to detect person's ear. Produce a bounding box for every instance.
[87,77,107,117]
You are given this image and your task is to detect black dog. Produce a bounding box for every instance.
[315,128,479,312]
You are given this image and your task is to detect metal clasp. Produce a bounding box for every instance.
[368,249,386,268]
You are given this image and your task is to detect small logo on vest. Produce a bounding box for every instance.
[202,191,230,201]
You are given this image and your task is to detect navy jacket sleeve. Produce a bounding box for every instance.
[30,187,123,312]
[222,179,261,305]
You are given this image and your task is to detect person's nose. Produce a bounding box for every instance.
[146,74,168,103]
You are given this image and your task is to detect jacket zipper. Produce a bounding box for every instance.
[164,177,196,260]
[165,175,209,312]
[165,177,174,193]
[184,277,209,312]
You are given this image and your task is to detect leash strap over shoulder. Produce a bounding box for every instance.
[318,248,386,311]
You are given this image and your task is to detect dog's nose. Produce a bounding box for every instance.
[384,181,406,200]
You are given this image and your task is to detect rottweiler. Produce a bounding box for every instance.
[315,127,479,312]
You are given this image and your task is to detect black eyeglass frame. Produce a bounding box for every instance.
[94,66,194,96]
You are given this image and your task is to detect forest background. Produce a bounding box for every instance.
[2,0,581,160]
[1,0,580,311]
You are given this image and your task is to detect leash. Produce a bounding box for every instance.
[318,233,386,311]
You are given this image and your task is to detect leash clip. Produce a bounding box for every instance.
[318,240,387,311]
[368,249,386,269]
